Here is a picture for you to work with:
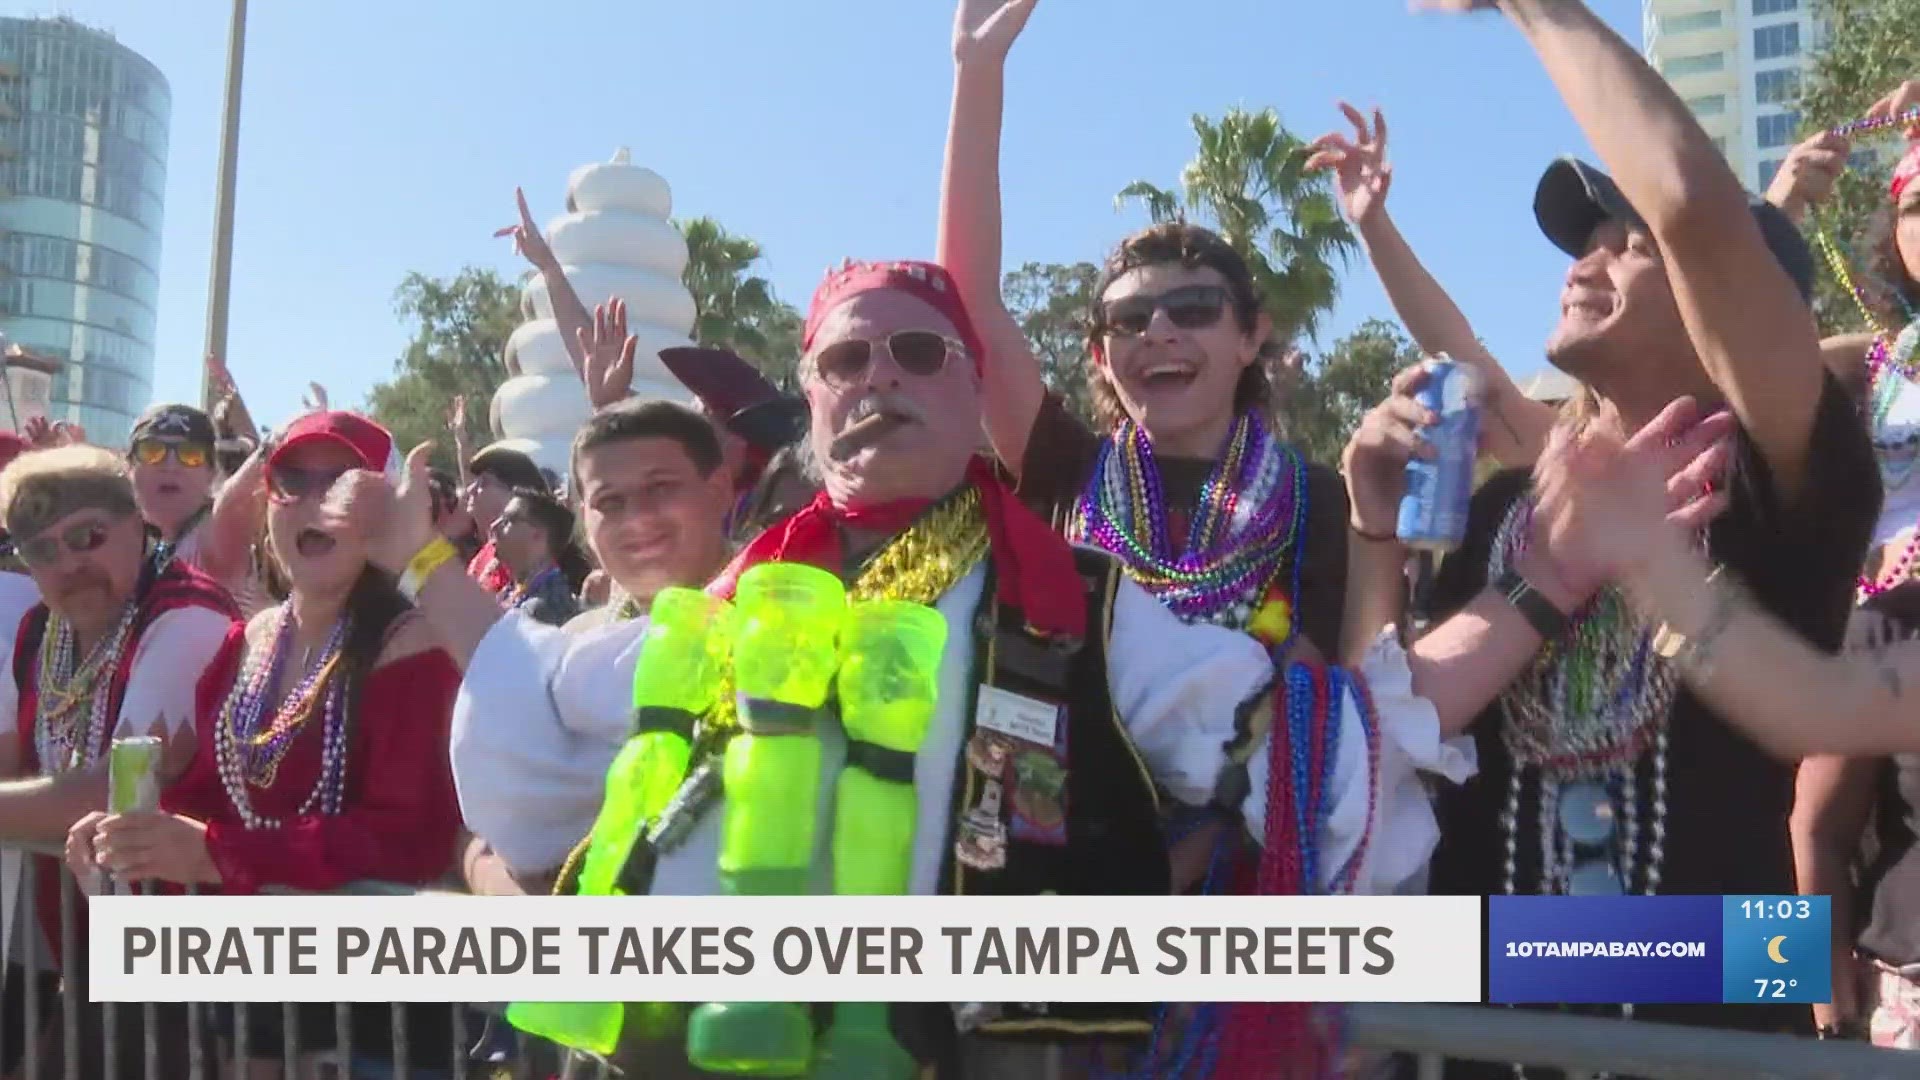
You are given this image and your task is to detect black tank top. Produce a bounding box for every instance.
[1854,582,1920,967]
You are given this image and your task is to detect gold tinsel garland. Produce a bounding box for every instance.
[687,487,990,765]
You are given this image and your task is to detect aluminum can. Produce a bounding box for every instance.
[1396,355,1484,553]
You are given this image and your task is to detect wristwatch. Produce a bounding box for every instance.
[1493,568,1571,641]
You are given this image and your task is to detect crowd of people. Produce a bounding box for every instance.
[6,0,1920,1076]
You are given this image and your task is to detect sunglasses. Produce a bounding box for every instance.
[17,518,115,570]
[810,331,966,389]
[131,438,211,470]
[267,463,354,504]
[1098,284,1232,337]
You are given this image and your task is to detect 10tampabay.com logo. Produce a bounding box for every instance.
[1488,895,1831,1005]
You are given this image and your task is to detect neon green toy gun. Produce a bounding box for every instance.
[811,598,948,1080]
[687,562,846,1077]
[507,587,734,1057]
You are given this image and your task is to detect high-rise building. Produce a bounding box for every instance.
[0,16,169,445]
[1643,0,1823,195]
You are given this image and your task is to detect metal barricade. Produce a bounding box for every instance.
[5,838,1918,1078]
[0,841,584,1080]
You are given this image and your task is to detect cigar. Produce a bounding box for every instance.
[829,412,906,462]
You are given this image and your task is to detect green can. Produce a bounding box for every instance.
[109,735,161,813]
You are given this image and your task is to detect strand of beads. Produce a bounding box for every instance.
[1861,527,1920,599]
[1829,106,1920,138]
[1073,412,1305,629]
[213,609,352,829]
[33,602,140,773]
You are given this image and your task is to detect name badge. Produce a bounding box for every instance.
[974,685,1061,748]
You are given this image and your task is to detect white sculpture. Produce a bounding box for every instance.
[490,149,698,478]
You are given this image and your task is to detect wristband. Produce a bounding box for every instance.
[1493,567,1570,641]
[399,536,458,601]
[1349,521,1399,544]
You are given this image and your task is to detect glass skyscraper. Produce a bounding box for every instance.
[0,16,169,445]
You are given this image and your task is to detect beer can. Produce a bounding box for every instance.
[1396,355,1484,553]
[109,735,161,814]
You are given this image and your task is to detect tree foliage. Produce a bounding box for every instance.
[1003,261,1099,423]
[1117,107,1357,345]
[1797,0,1920,335]
[680,216,804,390]
[363,268,521,469]
[1276,318,1417,466]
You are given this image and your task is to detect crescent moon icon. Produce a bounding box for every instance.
[1766,935,1789,964]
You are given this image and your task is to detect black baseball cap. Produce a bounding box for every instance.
[129,403,216,447]
[1533,157,1815,302]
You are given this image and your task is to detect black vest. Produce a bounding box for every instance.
[897,546,1167,1066]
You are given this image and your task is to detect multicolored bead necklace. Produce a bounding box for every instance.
[213,608,352,829]
[33,602,141,773]
[1071,411,1306,648]
[504,564,563,610]
[1487,495,1684,898]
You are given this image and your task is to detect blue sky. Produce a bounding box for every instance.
[52,0,1645,431]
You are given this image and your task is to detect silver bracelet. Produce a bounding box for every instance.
[1653,566,1738,680]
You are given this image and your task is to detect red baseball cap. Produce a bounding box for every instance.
[269,411,397,476]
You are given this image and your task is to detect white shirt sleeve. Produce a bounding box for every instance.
[113,606,236,740]
[1107,579,1476,895]
[451,610,647,877]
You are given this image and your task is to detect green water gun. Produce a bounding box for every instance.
[687,562,846,1077]
[507,587,734,1057]
[811,599,948,1080]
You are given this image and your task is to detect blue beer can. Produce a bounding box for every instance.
[1396,355,1484,553]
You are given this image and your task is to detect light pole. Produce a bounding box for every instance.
[199,0,247,411]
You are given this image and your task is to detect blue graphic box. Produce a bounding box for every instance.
[1489,896,1721,1004]
[1721,895,1830,1006]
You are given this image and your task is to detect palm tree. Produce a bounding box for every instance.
[677,216,804,385]
[1117,107,1356,346]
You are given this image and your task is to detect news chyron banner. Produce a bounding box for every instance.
[88,896,1481,1003]
[1488,895,1832,1005]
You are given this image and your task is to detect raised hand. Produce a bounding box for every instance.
[577,299,638,411]
[301,382,330,413]
[494,187,561,273]
[1306,103,1393,228]
[953,0,1038,65]
[1530,398,1736,597]
[1866,79,1920,138]
[53,422,86,447]
[319,442,437,575]
[1764,131,1851,222]
[448,394,467,434]
[22,415,55,448]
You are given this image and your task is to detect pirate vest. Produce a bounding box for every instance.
[898,545,1167,1074]
[14,555,240,960]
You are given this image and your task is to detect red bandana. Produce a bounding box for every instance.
[803,260,987,375]
[707,457,1085,641]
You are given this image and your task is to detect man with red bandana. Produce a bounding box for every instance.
[393,258,1470,1078]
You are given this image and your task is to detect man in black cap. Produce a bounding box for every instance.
[463,442,554,597]
[1342,0,1881,1057]
[659,346,813,541]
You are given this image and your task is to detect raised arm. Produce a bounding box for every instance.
[500,187,595,382]
[1307,104,1553,468]
[194,444,267,583]
[937,0,1050,475]
[1461,0,1825,493]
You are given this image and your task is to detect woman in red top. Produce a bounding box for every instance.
[66,410,464,1079]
